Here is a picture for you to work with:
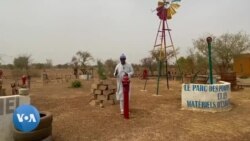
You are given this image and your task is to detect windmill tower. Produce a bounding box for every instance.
[153,0,182,95]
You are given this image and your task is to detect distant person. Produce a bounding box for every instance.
[73,67,78,79]
[168,71,171,80]
[41,69,49,84]
[114,54,134,115]
[142,68,148,79]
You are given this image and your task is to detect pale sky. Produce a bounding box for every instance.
[0,0,249,65]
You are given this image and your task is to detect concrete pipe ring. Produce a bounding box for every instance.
[35,111,53,130]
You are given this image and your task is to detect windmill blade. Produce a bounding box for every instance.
[167,10,172,19]
[156,0,180,20]
[170,3,180,9]
[158,1,165,7]
[172,0,181,2]
[168,7,177,15]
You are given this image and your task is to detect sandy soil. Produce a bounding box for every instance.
[2,74,250,141]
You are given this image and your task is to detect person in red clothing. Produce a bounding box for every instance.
[142,69,148,79]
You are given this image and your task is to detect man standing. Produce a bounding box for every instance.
[114,54,134,115]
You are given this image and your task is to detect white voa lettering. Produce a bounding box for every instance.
[28,114,36,122]
[17,114,24,122]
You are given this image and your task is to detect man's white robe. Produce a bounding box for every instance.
[114,63,134,100]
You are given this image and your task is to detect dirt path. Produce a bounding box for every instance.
[3,78,250,141]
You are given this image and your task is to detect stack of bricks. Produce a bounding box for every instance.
[0,79,6,96]
[89,80,116,108]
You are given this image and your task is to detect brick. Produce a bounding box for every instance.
[99,85,107,90]
[98,80,103,85]
[108,94,116,100]
[107,99,116,105]
[103,89,113,96]
[91,84,99,89]
[108,85,116,90]
[94,90,102,95]
[97,95,107,101]
[102,80,112,85]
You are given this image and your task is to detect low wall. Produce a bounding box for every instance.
[79,74,92,80]
[181,81,231,112]
[0,95,30,141]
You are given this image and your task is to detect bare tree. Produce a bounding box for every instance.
[141,57,156,75]
[71,56,78,68]
[13,55,31,71]
[193,32,250,73]
[150,48,179,61]
[13,55,31,79]
[104,59,118,77]
[76,51,94,67]
[45,59,53,68]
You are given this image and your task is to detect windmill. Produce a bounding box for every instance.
[153,0,182,95]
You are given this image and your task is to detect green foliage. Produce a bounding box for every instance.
[71,80,82,88]
[76,51,94,67]
[104,59,118,77]
[97,60,107,80]
[56,63,70,69]
[176,52,208,76]
[13,55,31,70]
[193,32,250,73]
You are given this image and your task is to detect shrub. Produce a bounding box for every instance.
[71,80,82,88]
[97,60,107,80]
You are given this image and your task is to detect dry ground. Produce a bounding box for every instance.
[2,73,250,141]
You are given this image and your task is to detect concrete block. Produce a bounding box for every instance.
[107,100,115,105]
[103,90,113,96]
[108,85,116,90]
[108,94,116,100]
[18,88,29,96]
[97,95,107,101]
[91,84,99,89]
[102,80,112,85]
[99,85,107,90]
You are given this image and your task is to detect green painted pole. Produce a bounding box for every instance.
[165,60,169,89]
[156,60,162,95]
[207,37,213,84]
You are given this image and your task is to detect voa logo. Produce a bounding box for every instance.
[13,104,40,132]
[16,113,37,122]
